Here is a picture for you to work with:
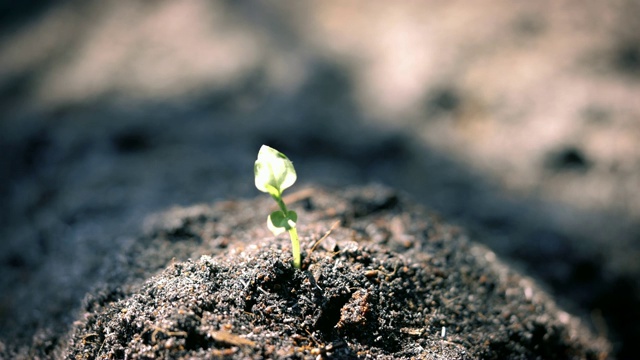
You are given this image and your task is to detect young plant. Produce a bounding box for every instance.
[254,145,301,268]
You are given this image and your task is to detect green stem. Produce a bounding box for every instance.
[272,194,288,214]
[270,193,299,268]
[288,227,301,269]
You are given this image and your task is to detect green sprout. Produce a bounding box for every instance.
[254,145,301,268]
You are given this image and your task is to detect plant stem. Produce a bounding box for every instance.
[288,227,301,268]
[270,194,300,268]
[272,194,288,214]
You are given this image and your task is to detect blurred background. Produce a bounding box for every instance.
[1,1,639,358]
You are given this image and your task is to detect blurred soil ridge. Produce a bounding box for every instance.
[1,1,639,358]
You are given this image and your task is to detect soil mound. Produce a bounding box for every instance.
[54,185,609,359]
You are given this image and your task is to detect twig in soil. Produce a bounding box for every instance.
[257,286,269,295]
[208,330,256,347]
[304,329,322,347]
[291,333,310,345]
[211,348,239,357]
[98,332,118,354]
[400,327,425,336]
[81,333,99,345]
[377,261,400,277]
[310,220,341,254]
[150,326,188,343]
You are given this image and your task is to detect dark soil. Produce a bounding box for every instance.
[44,185,608,359]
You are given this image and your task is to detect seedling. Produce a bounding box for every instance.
[254,145,301,268]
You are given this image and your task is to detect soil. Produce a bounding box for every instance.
[34,185,608,359]
[2,2,640,359]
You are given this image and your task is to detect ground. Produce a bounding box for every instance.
[59,186,609,359]
[1,1,639,358]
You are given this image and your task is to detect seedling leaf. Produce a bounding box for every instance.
[267,210,297,236]
[254,145,297,197]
